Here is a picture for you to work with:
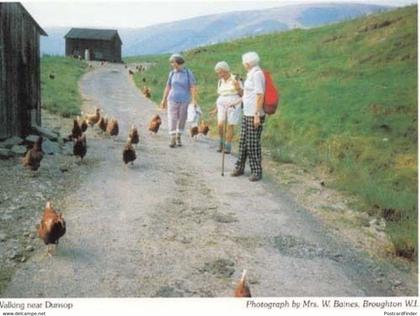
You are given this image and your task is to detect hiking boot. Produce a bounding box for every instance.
[249,174,262,182]
[230,168,244,177]
[176,133,182,147]
[169,136,176,148]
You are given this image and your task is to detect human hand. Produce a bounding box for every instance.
[160,100,168,113]
[209,107,217,116]
[253,114,261,128]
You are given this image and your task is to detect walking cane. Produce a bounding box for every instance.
[221,110,228,176]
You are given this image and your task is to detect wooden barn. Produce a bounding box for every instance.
[0,3,47,140]
[64,28,122,63]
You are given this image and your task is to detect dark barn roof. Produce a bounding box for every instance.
[64,28,122,44]
[19,3,48,36]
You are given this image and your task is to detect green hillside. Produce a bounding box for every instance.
[41,56,87,117]
[127,5,418,259]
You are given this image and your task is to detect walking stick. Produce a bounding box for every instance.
[221,110,228,176]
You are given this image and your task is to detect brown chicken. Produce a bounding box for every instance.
[73,134,87,162]
[107,118,119,137]
[143,86,151,98]
[198,120,210,136]
[37,201,66,256]
[190,126,199,139]
[129,125,139,145]
[148,115,161,134]
[123,138,137,166]
[22,136,44,173]
[71,118,82,139]
[84,108,101,126]
[234,270,252,297]
[98,116,108,132]
[78,116,88,132]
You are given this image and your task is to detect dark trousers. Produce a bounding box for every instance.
[235,115,265,176]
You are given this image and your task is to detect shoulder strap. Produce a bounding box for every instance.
[186,67,194,90]
[172,68,192,88]
[186,68,190,86]
[169,70,175,84]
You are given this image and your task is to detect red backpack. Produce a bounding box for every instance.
[262,70,280,115]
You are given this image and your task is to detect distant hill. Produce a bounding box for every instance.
[41,2,390,56]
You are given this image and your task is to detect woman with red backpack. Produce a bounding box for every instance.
[231,51,265,182]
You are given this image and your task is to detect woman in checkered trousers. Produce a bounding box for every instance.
[231,52,265,182]
[160,54,197,148]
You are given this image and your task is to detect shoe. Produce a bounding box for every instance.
[169,136,176,148]
[230,168,244,177]
[176,133,182,147]
[217,143,223,153]
[249,174,262,182]
[224,143,231,154]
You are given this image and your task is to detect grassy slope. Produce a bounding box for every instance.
[128,5,418,259]
[41,56,87,117]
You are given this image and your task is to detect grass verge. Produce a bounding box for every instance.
[41,55,87,117]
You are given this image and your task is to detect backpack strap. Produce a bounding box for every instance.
[168,70,175,86]
[170,68,193,89]
[186,68,191,89]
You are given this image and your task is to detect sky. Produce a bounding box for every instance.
[21,0,417,28]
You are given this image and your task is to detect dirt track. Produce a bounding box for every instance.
[2,63,416,297]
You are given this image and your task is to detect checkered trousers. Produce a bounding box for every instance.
[235,115,265,176]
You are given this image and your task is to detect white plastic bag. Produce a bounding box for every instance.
[228,105,241,125]
[187,104,202,125]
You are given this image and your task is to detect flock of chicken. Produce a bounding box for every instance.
[21,64,248,296]
[23,106,165,238]
[70,108,166,167]
[22,107,163,252]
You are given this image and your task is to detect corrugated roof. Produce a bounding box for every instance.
[64,28,121,42]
